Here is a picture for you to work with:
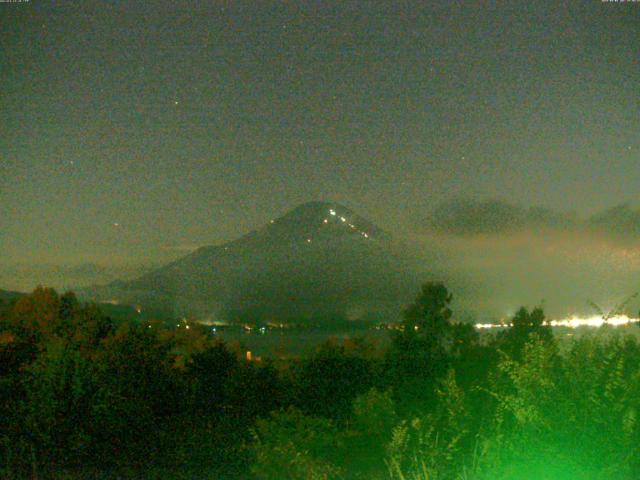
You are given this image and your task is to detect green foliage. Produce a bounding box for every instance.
[402,282,453,335]
[387,370,471,480]
[5,284,640,480]
[352,388,398,444]
[347,388,399,476]
[22,337,95,471]
[250,408,343,480]
[497,306,553,359]
[295,339,376,422]
[475,332,640,480]
[387,282,460,414]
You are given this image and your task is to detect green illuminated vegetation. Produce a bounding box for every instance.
[1,285,640,479]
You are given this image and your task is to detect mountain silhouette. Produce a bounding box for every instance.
[82,201,422,323]
[0,289,24,303]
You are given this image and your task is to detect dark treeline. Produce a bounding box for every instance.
[2,285,640,479]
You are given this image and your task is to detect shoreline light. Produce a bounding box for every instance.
[475,315,640,330]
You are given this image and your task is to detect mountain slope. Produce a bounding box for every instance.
[0,289,25,303]
[83,201,422,322]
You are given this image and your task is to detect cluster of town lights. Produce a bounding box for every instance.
[475,314,640,330]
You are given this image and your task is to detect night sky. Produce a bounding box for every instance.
[2,1,639,265]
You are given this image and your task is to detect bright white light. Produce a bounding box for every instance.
[340,216,346,222]
[323,219,328,224]
[548,315,639,328]
[475,315,640,330]
[475,323,506,329]
[329,209,336,216]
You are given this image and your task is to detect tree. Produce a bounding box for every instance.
[184,341,238,416]
[498,306,553,360]
[87,321,179,471]
[294,340,374,422]
[250,408,343,480]
[387,282,456,413]
[21,337,96,475]
[9,287,61,343]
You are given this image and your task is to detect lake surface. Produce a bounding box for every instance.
[214,329,391,358]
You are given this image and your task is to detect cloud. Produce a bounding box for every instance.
[587,204,640,238]
[427,198,577,236]
[426,198,640,240]
[408,198,640,319]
